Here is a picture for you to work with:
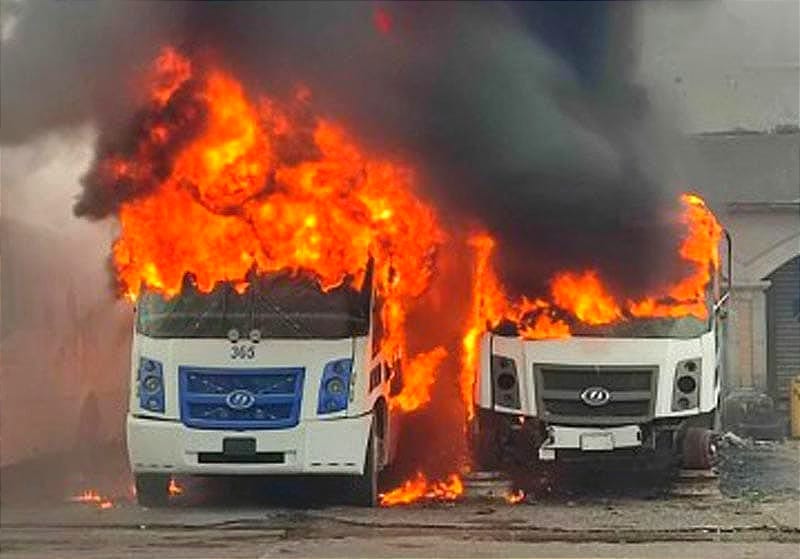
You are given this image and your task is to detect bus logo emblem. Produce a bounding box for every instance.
[580,387,611,407]
[226,389,256,410]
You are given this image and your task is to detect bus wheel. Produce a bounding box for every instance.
[472,410,500,471]
[348,420,378,507]
[135,473,170,507]
[681,427,718,470]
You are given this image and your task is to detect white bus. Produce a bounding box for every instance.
[127,266,400,507]
[472,234,732,471]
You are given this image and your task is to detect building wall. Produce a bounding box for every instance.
[767,257,800,398]
[636,0,800,397]
[637,0,799,134]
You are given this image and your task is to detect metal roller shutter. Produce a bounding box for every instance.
[767,256,800,401]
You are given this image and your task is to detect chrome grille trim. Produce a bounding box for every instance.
[534,364,658,426]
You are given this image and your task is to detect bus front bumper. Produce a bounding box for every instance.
[127,413,371,476]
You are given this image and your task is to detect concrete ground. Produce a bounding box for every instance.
[1,440,798,558]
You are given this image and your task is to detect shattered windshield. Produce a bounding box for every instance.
[136,274,370,339]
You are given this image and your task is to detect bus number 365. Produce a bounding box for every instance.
[231,345,256,359]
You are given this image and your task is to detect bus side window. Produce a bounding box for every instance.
[371,296,384,358]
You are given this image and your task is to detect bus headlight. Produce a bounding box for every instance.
[142,374,162,393]
[492,355,521,409]
[325,376,346,395]
[317,358,353,414]
[672,358,701,412]
[138,357,165,413]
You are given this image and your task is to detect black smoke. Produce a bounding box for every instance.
[2,0,684,300]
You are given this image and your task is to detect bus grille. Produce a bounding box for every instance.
[179,367,304,429]
[534,365,657,425]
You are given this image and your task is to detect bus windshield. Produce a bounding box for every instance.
[493,287,715,340]
[136,274,370,339]
[567,314,710,339]
[568,279,716,339]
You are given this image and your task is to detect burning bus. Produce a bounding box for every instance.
[466,194,731,472]
[69,41,736,506]
[72,47,444,507]
[128,266,401,507]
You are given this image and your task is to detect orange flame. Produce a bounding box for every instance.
[460,193,722,421]
[106,47,444,412]
[71,490,102,503]
[628,193,723,319]
[551,270,622,325]
[460,234,571,420]
[379,472,464,506]
[392,346,448,412]
[168,477,183,497]
[150,46,192,107]
[505,489,525,504]
[70,490,114,510]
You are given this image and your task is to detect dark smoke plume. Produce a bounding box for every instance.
[3,1,683,298]
[2,0,696,488]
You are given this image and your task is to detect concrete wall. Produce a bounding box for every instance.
[683,135,799,393]
[637,0,799,134]
[636,0,800,394]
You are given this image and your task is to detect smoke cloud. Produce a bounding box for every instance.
[2,1,686,300]
[0,0,703,492]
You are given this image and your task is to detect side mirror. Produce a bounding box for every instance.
[722,229,733,296]
[714,291,730,319]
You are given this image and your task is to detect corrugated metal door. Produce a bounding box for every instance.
[767,256,800,401]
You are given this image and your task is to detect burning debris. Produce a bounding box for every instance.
[379,472,464,506]
[505,489,526,505]
[70,477,183,510]
[70,490,114,510]
[168,478,183,497]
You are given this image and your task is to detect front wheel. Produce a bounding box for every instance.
[135,473,170,507]
[346,420,378,507]
[681,427,718,470]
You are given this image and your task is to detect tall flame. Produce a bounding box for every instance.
[628,193,723,319]
[460,234,571,420]
[105,47,444,412]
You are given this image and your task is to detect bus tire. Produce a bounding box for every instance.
[348,419,378,507]
[135,473,170,508]
[681,427,717,470]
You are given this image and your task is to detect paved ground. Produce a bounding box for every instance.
[1,527,797,559]
[1,440,798,558]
